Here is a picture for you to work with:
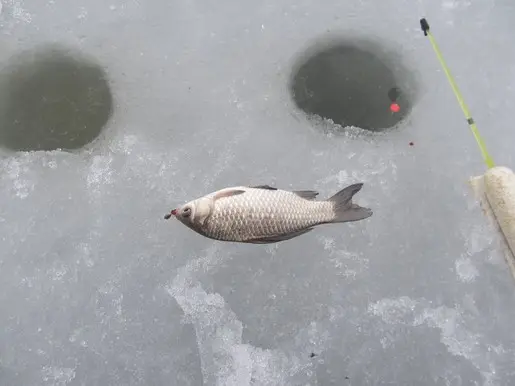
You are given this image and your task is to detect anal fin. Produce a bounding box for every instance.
[245,228,314,244]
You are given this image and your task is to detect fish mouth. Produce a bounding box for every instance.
[164,208,177,220]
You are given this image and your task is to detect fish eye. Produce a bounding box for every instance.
[182,207,191,218]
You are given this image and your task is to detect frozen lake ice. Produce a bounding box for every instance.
[1,0,515,385]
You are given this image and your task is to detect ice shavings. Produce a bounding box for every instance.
[103,134,186,199]
[460,198,506,267]
[0,0,32,24]
[198,127,251,191]
[86,155,115,197]
[168,280,314,386]
[1,155,36,199]
[368,296,506,386]
[41,365,76,386]
[317,236,369,280]
[314,155,397,198]
[167,245,315,385]
[463,222,495,256]
[455,256,479,283]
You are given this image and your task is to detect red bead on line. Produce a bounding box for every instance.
[390,103,400,113]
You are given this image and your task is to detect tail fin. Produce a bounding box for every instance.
[327,183,373,223]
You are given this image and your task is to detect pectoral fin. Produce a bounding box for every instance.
[244,228,314,244]
[213,189,245,201]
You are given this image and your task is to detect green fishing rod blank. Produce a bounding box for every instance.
[419,17,495,169]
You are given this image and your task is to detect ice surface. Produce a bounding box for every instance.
[2,0,515,385]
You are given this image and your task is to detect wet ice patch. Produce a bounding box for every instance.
[455,257,479,283]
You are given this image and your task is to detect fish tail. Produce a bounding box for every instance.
[327,183,373,223]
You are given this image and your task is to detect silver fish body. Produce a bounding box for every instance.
[166,183,372,244]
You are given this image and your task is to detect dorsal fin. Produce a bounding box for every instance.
[292,190,319,200]
[250,185,277,190]
[250,185,318,200]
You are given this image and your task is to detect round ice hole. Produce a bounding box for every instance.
[290,38,415,132]
[0,44,113,152]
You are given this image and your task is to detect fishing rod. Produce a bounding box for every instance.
[419,18,495,169]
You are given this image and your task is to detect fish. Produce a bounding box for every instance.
[164,183,372,244]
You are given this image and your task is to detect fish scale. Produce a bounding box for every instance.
[204,189,331,241]
[167,183,372,244]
